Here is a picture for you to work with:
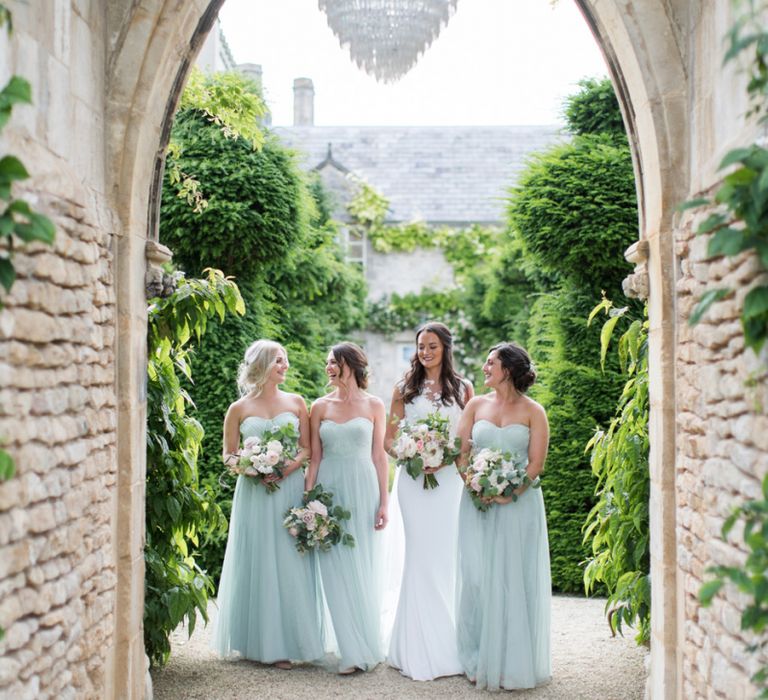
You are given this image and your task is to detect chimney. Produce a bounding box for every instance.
[293,78,314,126]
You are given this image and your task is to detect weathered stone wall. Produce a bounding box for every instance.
[673,4,768,697]
[676,211,768,698]
[0,2,118,698]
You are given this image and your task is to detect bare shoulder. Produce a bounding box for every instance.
[310,396,330,417]
[283,391,308,412]
[367,394,386,414]
[465,394,489,411]
[525,396,548,420]
[225,396,247,421]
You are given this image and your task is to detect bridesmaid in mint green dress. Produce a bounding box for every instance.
[213,340,325,667]
[455,342,551,690]
[306,342,389,674]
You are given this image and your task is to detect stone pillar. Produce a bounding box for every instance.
[293,77,314,126]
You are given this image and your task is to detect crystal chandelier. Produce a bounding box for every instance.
[318,0,459,83]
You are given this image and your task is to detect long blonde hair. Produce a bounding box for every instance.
[237,340,285,396]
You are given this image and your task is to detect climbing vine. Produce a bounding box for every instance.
[583,297,650,644]
[694,3,768,696]
[347,180,499,260]
[0,6,55,481]
[700,478,768,697]
[165,67,267,213]
[684,0,768,352]
[144,269,244,666]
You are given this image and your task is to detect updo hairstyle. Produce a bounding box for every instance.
[331,342,369,390]
[237,340,285,396]
[491,342,536,393]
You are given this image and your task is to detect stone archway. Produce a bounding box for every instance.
[107,2,687,697]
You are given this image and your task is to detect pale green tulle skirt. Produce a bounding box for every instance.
[211,468,326,663]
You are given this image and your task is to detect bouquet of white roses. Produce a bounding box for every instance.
[234,422,299,493]
[283,484,355,554]
[463,446,539,511]
[392,411,462,489]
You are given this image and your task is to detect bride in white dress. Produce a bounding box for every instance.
[385,322,474,681]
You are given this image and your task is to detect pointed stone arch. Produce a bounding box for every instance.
[107,2,687,696]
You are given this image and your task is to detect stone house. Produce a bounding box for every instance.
[276,93,560,400]
[0,2,766,698]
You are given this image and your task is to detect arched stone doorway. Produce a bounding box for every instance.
[107,2,685,696]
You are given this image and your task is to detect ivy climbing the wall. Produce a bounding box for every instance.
[696,2,768,696]
[0,6,56,475]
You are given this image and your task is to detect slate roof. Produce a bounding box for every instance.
[273,125,563,225]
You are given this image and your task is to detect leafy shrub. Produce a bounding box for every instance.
[563,77,627,141]
[161,120,308,279]
[508,134,637,295]
[145,270,244,666]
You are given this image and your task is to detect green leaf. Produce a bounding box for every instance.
[707,228,747,258]
[0,257,15,292]
[677,197,711,212]
[0,76,31,105]
[699,578,726,606]
[0,448,14,480]
[719,147,755,170]
[13,212,55,244]
[689,288,730,325]
[743,286,768,320]
[599,314,622,370]
[0,156,29,183]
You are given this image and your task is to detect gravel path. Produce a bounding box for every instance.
[151,595,647,699]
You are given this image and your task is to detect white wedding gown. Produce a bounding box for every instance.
[386,385,464,681]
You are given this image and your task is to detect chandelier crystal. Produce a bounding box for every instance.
[318,0,459,83]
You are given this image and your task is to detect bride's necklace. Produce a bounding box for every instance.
[423,379,441,404]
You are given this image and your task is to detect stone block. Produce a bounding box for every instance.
[0,541,31,579]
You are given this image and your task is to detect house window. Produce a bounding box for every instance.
[342,227,366,268]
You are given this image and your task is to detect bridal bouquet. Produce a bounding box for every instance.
[464,447,539,511]
[234,423,299,493]
[283,484,355,554]
[392,411,462,490]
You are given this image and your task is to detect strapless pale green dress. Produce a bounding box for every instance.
[317,417,384,671]
[456,420,551,690]
[212,412,325,663]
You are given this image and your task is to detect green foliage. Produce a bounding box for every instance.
[700,473,768,697]
[0,5,55,497]
[583,298,650,645]
[683,1,768,352]
[179,68,266,148]
[145,269,244,667]
[165,68,268,214]
[162,122,307,279]
[367,289,460,337]
[563,77,627,141]
[508,134,637,295]
[346,179,389,234]
[690,6,768,693]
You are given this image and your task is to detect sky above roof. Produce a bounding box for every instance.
[218,0,608,127]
